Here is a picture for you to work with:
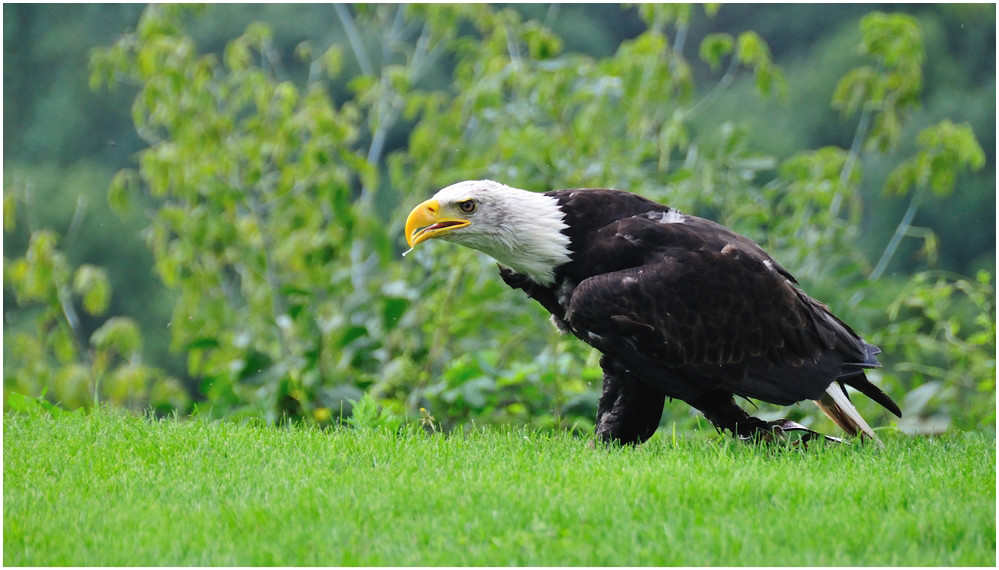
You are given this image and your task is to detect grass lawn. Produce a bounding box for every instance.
[3,407,995,566]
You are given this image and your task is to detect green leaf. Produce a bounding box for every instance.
[734,31,784,97]
[382,297,410,329]
[832,66,876,117]
[3,190,17,233]
[23,230,69,301]
[699,33,733,71]
[105,363,147,406]
[884,161,918,197]
[107,169,137,214]
[5,391,76,417]
[50,326,78,364]
[859,12,924,68]
[243,21,273,45]
[91,316,143,358]
[224,38,251,72]
[54,364,94,408]
[735,31,767,66]
[294,40,313,62]
[321,45,344,79]
[73,265,111,316]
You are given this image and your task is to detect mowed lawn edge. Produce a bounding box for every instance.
[3,409,995,566]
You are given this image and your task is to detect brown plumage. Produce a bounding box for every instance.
[405,181,901,445]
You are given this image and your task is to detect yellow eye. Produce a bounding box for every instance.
[458,199,476,213]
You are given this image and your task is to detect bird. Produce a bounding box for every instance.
[404,180,901,445]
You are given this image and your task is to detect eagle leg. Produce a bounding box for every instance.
[690,391,841,444]
[594,357,667,446]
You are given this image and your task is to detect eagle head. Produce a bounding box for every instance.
[404,180,572,285]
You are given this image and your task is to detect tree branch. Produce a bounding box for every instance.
[245,186,291,358]
[832,61,883,218]
[831,102,873,218]
[870,183,926,280]
[334,4,373,76]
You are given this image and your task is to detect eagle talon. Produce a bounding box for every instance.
[736,419,842,447]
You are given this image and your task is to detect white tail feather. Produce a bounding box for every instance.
[814,383,884,448]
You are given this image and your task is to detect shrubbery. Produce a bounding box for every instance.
[4,5,994,435]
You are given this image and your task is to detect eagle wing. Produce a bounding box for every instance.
[564,214,896,412]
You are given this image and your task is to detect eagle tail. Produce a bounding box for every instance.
[814,382,884,449]
[839,343,902,418]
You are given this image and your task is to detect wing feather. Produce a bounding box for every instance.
[563,215,869,405]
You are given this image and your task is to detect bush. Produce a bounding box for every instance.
[16,4,984,435]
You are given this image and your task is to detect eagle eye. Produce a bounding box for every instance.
[458,199,477,214]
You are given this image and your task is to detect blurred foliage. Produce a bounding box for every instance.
[3,200,188,411]
[879,270,995,433]
[4,4,995,437]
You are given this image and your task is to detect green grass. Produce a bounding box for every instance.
[4,408,995,566]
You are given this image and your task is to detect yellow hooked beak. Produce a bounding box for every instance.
[404,199,471,248]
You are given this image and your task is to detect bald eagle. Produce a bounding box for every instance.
[405,180,901,445]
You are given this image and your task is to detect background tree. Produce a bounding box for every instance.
[4,4,995,434]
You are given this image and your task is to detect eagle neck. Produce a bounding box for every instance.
[472,189,572,287]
